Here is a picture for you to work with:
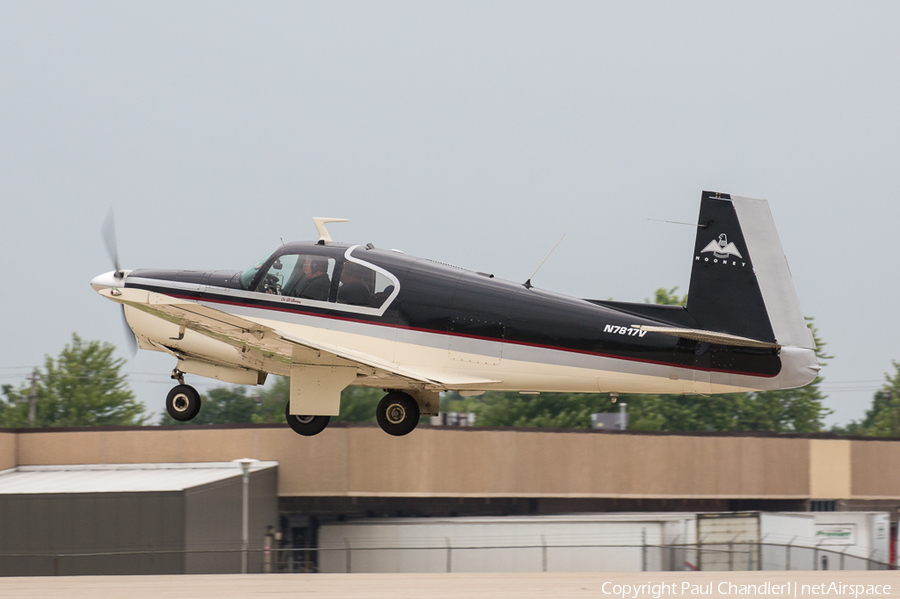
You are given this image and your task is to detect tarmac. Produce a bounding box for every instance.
[0,571,897,599]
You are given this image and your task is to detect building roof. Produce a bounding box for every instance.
[0,461,278,494]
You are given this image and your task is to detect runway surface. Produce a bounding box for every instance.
[0,571,897,599]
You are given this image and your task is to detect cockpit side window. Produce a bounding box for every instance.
[254,253,335,300]
[337,261,395,308]
[242,245,398,314]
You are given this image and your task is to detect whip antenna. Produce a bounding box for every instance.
[524,234,565,289]
[647,218,707,228]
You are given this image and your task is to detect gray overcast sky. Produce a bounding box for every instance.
[1,1,897,425]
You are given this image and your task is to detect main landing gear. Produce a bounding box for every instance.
[165,369,202,422]
[376,391,420,437]
[284,403,331,436]
[282,390,422,437]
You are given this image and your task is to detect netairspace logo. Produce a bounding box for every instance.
[599,581,892,599]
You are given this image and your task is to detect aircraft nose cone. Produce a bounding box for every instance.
[91,270,120,291]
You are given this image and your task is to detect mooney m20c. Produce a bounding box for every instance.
[92,192,818,437]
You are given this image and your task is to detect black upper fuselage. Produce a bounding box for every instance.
[126,241,781,378]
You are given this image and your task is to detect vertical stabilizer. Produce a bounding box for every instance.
[686,191,814,350]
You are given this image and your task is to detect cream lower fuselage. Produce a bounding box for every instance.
[128,302,817,396]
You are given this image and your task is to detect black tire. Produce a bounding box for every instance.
[284,402,330,436]
[376,392,420,437]
[166,384,201,422]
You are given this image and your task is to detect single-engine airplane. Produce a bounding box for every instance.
[92,192,818,437]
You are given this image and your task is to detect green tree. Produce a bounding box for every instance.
[624,393,740,432]
[650,286,687,306]
[1,334,145,427]
[442,391,616,429]
[844,361,900,437]
[332,386,382,423]
[251,376,290,424]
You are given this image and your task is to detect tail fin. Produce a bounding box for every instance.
[685,191,814,350]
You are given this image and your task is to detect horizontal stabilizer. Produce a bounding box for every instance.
[632,325,780,349]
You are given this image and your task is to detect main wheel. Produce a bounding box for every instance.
[376,392,420,437]
[166,384,201,421]
[284,402,330,436]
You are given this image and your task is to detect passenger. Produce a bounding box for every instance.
[337,262,373,306]
[291,255,331,300]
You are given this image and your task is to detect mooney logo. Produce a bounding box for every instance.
[702,234,742,259]
[696,233,747,267]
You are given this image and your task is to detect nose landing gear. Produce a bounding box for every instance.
[165,368,202,422]
[166,384,202,421]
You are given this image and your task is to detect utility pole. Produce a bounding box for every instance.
[878,391,898,437]
[27,370,39,427]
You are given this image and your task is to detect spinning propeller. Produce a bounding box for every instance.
[100,210,138,357]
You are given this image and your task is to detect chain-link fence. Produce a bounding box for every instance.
[688,541,891,572]
[1,541,892,576]
[306,541,892,574]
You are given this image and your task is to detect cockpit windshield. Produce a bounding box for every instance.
[240,255,271,290]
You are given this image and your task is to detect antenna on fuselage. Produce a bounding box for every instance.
[313,217,349,245]
[523,234,565,289]
[647,218,707,228]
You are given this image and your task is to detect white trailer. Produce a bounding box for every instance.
[318,513,697,573]
[319,511,891,573]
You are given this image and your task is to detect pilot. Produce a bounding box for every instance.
[291,255,330,300]
[337,262,373,306]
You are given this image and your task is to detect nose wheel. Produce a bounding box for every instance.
[376,391,420,436]
[166,384,202,422]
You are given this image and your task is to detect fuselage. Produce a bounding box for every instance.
[110,241,817,395]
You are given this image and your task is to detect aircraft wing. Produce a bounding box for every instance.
[275,330,499,386]
[98,287,498,388]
